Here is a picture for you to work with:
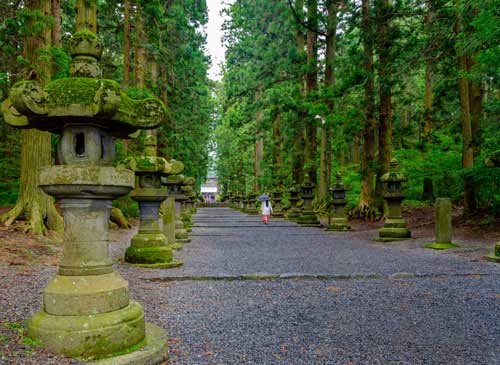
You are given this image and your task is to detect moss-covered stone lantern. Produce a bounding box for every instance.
[245,192,259,215]
[285,186,302,221]
[163,175,191,243]
[181,176,196,231]
[1,7,168,362]
[297,176,321,227]
[326,172,350,231]
[122,133,183,268]
[376,158,411,241]
[272,189,285,218]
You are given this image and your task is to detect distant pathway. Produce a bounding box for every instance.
[124,207,500,364]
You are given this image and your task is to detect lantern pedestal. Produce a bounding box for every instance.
[374,159,411,242]
[125,188,182,268]
[28,166,167,360]
[271,191,285,218]
[245,194,259,215]
[285,190,301,221]
[485,243,500,263]
[297,182,321,227]
[326,173,350,231]
[326,217,350,231]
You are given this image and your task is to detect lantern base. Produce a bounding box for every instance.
[297,210,321,227]
[89,323,168,365]
[325,218,351,231]
[285,208,302,221]
[245,207,259,215]
[485,254,500,263]
[272,208,285,218]
[424,242,459,250]
[27,301,146,358]
[167,242,184,251]
[125,245,174,266]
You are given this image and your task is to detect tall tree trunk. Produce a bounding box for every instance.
[423,2,433,145]
[455,2,477,214]
[304,0,318,186]
[1,0,63,234]
[319,0,339,201]
[351,0,377,220]
[292,0,306,186]
[272,113,283,189]
[76,0,97,32]
[255,135,263,192]
[375,0,394,211]
[51,0,61,47]
[134,3,146,88]
[123,0,132,88]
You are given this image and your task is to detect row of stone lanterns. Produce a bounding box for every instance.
[228,158,412,242]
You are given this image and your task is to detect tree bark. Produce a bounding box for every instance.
[351,0,378,220]
[374,0,393,212]
[318,0,339,201]
[1,0,63,235]
[76,0,97,33]
[455,3,477,214]
[423,2,433,145]
[123,0,132,88]
[134,2,146,88]
[304,0,318,186]
[292,0,306,186]
[51,0,61,47]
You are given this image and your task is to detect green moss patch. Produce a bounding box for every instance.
[424,242,459,250]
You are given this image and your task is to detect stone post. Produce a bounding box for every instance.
[326,173,350,231]
[297,177,321,227]
[376,159,411,242]
[123,133,184,267]
[425,198,458,249]
[2,17,168,361]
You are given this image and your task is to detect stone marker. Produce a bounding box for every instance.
[297,176,321,227]
[375,158,411,242]
[2,8,168,361]
[326,173,351,231]
[425,198,458,250]
[123,133,184,267]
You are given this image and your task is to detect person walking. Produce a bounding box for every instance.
[261,199,272,225]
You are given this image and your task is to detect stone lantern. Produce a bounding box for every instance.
[122,133,183,268]
[376,158,411,241]
[272,189,285,218]
[2,16,168,362]
[163,175,191,244]
[297,176,321,227]
[181,176,196,231]
[285,187,302,221]
[326,172,350,231]
[245,192,259,215]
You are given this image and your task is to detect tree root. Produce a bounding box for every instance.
[110,208,131,229]
[349,200,379,221]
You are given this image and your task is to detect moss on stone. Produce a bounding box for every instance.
[424,242,459,250]
[125,246,173,265]
[45,78,118,107]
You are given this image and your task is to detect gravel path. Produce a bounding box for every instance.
[1,207,499,364]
